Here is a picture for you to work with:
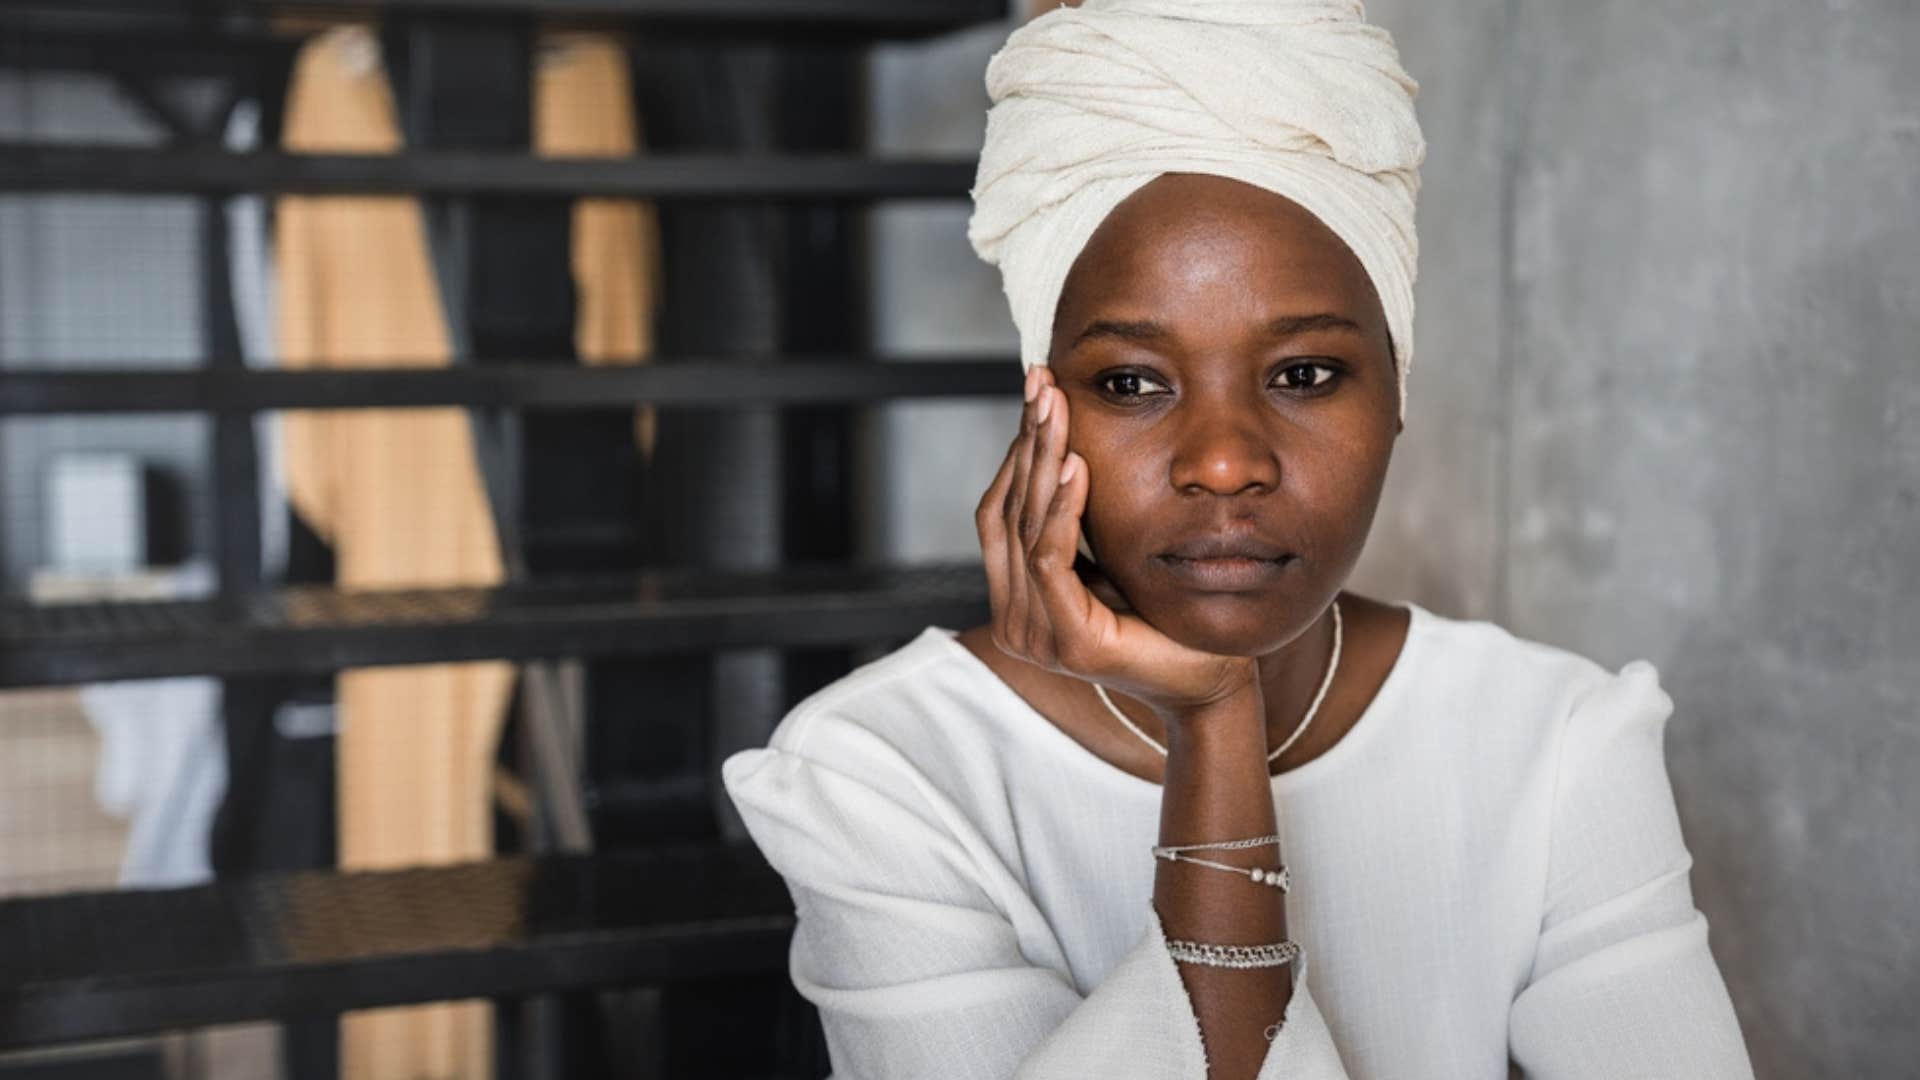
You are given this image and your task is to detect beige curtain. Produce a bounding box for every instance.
[537,31,662,458]
[276,24,656,1079]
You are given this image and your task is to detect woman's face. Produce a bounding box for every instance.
[1049,173,1400,658]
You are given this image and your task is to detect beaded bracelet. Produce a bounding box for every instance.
[1152,835,1288,889]
[1165,937,1302,970]
[1155,851,1291,890]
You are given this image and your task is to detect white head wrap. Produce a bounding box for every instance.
[967,0,1426,417]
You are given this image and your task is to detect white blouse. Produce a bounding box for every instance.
[721,602,1756,1079]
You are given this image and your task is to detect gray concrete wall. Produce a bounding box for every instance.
[867,3,1919,1074]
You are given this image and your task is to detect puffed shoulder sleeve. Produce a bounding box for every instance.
[723,713,1347,1079]
[1508,661,1756,1078]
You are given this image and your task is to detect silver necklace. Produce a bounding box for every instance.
[1092,599,1343,764]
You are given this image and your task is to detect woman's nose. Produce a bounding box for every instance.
[1167,405,1282,496]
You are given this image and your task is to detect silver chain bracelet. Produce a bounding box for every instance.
[1153,833,1282,855]
[1164,937,1302,970]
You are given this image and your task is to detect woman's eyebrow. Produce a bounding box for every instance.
[1070,312,1362,350]
[1264,313,1364,338]
[1070,318,1167,349]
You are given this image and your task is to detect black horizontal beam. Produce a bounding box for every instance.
[0,142,976,198]
[0,25,302,80]
[0,844,794,1048]
[0,358,1019,414]
[0,0,1005,36]
[0,561,988,688]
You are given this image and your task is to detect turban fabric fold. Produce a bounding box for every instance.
[967,0,1426,416]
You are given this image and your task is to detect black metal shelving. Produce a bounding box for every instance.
[0,25,303,79]
[0,0,1004,38]
[0,844,793,1048]
[0,562,988,688]
[0,358,1014,414]
[0,0,1012,1066]
[0,143,976,198]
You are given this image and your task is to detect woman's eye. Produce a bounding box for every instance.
[1275,362,1339,392]
[1100,371,1171,398]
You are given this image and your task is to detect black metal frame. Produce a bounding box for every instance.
[0,0,1006,37]
[0,562,988,687]
[0,143,975,198]
[0,359,1015,414]
[0,844,793,1048]
[0,25,302,79]
[0,0,1010,1065]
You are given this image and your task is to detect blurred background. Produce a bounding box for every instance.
[0,0,1912,1078]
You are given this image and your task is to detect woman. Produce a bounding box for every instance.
[723,2,1756,1077]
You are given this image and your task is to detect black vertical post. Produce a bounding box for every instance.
[767,46,862,1079]
[206,224,260,599]
[776,45,863,707]
[625,37,826,1080]
[169,51,341,1080]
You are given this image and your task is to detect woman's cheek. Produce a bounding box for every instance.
[1083,449,1142,525]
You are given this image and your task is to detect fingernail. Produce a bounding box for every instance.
[1023,366,1039,402]
[1036,388,1054,424]
[1060,454,1079,484]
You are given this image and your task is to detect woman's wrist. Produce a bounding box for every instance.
[1162,677,1266,757]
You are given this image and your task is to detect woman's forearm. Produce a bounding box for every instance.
[1156,680,1292,1080]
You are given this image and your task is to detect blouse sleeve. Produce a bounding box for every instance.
[1507,661,1756,1078]
[723,725,1350,1080]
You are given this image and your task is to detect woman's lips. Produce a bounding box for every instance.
[1155,553,1296,591]
[1161,534,1290,561]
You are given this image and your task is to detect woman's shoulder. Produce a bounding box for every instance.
[718,628,1039,915]
[759,626,1015,758]
[1408,600,1605,676]
[1397,600,1672,748]
[720,625,1031,820]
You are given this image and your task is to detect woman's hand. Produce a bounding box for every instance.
[976,366,1257,719]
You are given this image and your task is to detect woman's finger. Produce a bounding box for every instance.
[1001,382,1044,650]
[1019,384,1068,551]
[1017,383,1071,660]
[974,426,1024,642]
[1030,448,1118,676]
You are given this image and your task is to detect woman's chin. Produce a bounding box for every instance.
[1135,599,1302,658]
